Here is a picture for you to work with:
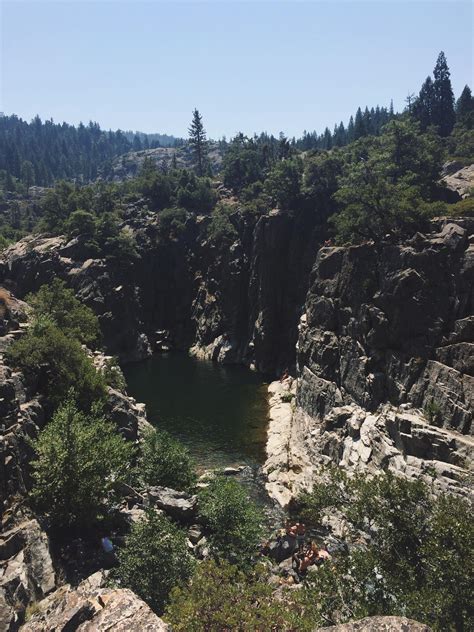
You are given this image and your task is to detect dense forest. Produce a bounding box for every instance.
[0,52,472,252]
[2,52,471,193]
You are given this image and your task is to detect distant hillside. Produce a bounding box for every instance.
[109,143,223,181]
[123,130,184,148]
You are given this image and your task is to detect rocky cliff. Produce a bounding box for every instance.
[0,204,326,375]
[265,219,474,504]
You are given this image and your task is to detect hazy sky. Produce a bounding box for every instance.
[1,1,472,138]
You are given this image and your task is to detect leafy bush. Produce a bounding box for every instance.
[157,207,188,237]
[66,209,98,239]
[198,476,264,564]
[6,317,107,410]
[264,157,303,210]
[296,470,474,631]
[114,509,195,614]
[446,194,474,217]
[30,396,134,528]
[165,559,312,631]
[331,120,445,243]
[102,356,127,391]
[139,428,196,491]
[206,202,238,244]
[177,176,216,212]
[26,278,100,346]
[424,399,441,424]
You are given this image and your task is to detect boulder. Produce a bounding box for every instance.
[146,486,197,523]
[20,573,170,631]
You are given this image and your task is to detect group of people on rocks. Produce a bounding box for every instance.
[266,518,332,576]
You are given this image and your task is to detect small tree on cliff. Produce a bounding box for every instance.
[30,396,134,528]
[188,109,209,177]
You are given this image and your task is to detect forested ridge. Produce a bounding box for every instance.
[2,52,471,194]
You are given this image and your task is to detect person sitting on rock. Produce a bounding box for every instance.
[298,542,318,575]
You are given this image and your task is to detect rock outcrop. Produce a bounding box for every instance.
[441,161,474,199]
[20,571,169,631]
[265,219,474,503]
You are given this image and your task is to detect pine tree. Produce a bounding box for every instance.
[456,85,474,127]
[354,107,366,139]
[413,77,435,130]
[188,109,208,177]
[432,51,455,136]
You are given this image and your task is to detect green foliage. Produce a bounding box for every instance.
[138,164,172,210]
[331,120,444,243]
[165,559,312,632]
[456,85,474,129]
[102,356,127,391]
[66,209,98,240]
[139,428,196,491]
[280,392,294,403]
[157,206,188,237]
[298,466,348,524]
[26,278,100,346]
[264,157,303,210]
[188,109,209,177]
[30,396,134,528]
[222,134,265,193]
[296,470,474,630]
[206,202,238,244]
[176,174,216,212]
[424,399,441,424]
[6,317,107,410]
[114,509,195,614]
[413,51,456,136]
[198,476,264,565]
[446,195,474,217]
[448,126,474,163]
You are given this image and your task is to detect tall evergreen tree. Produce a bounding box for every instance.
[188,109,208,177]
[456,85,474,127]
[354,107,366,139]
[413,76,435,131]
[432,51,455,136]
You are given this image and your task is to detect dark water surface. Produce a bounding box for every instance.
[123,353,270,471]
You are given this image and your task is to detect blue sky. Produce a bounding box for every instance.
[1,1,472,138]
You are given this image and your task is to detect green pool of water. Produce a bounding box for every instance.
[123,353,270,470]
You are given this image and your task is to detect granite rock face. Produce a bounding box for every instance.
[20,571,170,631]
[265,219,474,503]
[0,205,326,374]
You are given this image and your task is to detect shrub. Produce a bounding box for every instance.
[66,209,98,239]
[30,396,134,528]
[206,202,238,244]
[6,317,107,410]
[26,278,100,346]
[424,399,441,425]
[158,207,188,237]
[114,509,195,614]
[165,559,312,631]
[198,476,264,564]
[280,392,294,403]
[102,356,127,391]
[295,470,474,631]
[139,428,196,491]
